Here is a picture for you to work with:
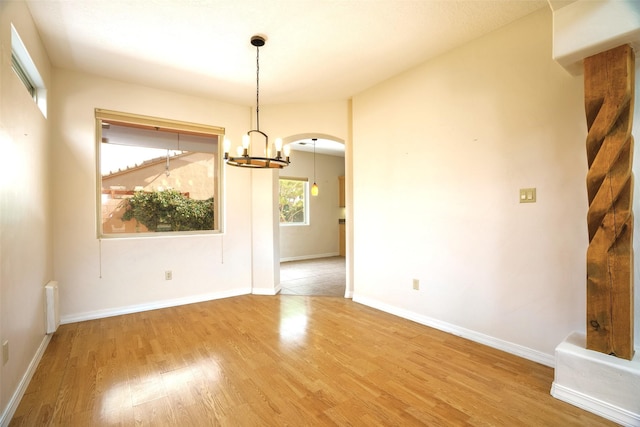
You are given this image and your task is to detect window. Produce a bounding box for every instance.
[96,109,225,237]
[279,177,308,224]
[11,24,47,116]
[11,52,35,99]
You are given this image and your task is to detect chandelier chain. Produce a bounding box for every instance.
[256,44,260,131]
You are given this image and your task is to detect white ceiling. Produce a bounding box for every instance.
[25,0,548,107]
[24,0,549,156]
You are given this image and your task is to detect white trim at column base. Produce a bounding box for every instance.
[551,382,640,427]
[551,332,640,427]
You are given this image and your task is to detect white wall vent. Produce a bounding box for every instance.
[45,281,59,334]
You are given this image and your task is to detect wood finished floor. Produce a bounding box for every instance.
[11,295,615,426]
[280,257,346,297]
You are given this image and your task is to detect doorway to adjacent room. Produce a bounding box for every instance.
[280,256,345,296]
[279,135,346,297]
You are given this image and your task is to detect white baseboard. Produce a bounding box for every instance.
[551,382,640,427]
[352,293,554,368]
[0,334,51,427]
[60,288,251,324]
[280,252,340,263]
[253,285,281,296]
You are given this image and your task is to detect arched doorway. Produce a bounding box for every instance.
[278,134,346,297]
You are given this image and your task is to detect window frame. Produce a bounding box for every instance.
[11,51,36,100]
[95,108,226,238]
[279,176,310,226]
[10,24,47,117]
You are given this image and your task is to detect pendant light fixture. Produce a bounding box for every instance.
[223,35,290,169]
[311,138,319,196]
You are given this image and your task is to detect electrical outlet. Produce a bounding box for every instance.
[412,279,419,290]
[2,340,8,365]
[165,271,172,280]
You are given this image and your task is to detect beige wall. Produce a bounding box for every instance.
[0,1,53,420]
[351,7,587,360]
[260,101,349,143]
[50,68,254,319]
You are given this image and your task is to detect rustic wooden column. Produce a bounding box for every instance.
[584,44,635,360]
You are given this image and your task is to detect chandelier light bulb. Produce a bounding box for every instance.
[311,182,319,196]
[223,138,231,159]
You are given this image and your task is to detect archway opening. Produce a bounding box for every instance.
[278,134,346,297]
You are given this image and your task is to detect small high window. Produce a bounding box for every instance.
[11,24,47,116]
[11,52,36,100]
[279,177,309,225]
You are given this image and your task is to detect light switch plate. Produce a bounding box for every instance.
[519,188,536,203]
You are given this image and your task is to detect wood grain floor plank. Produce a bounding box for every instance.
[10,295,617,426]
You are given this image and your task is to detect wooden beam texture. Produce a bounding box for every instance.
[584,44,635,360]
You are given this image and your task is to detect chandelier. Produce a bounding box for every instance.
[311,138,319,196]
[224,35,290,169]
